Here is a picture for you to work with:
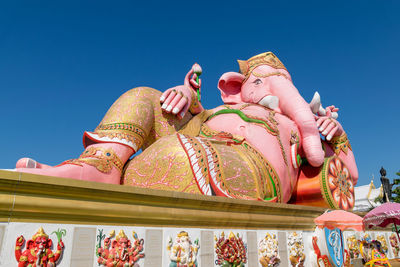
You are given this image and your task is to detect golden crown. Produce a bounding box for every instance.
[237,52,287,78]
[228,231,237,239]
[177,231,188,238]
[116,230,128,241]
[32,227,48,240]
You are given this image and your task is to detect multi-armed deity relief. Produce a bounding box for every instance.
[96,229,145,266]
[214,231,247,267]
[258,232,280,267]
[287,232,305,267]
[166,231,199,267]
[345,234,360,260]
[15,227,65,267]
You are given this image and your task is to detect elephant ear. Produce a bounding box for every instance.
[112,240,118,248]
[218,72,245,104]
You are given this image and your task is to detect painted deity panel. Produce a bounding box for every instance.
[257,231,280,267]
[163,228,200,267]
[214,230,247,267]
[287,231,305,267]
[343,231,360,260]
[376,233,390,257]
[94,226,145,267]
[1,223,73,267]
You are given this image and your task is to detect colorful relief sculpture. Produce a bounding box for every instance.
[258,233,280,267]
[376,235,389,255]
[287,232,305,267]
[362,233,372,243]
[390,233,399,257]
[214,231,247,267]
[346,234,360,259]
[166,231,199,267]
[360,240,390,267]
[15,227,65,267]
[15,52,358,209]
[96,229,144,267]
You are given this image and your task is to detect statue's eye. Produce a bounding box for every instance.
[253,79,262,85]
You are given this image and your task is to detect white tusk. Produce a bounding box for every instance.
[309,92,321,114]
[258,95,279,110]
[311,91,339,119]
[318,105,326,116]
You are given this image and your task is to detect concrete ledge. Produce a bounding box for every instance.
[0,170,326,230]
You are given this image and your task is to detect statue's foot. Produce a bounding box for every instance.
[16,158,51,169]
[16,162,122,184]
[16,143,134,185]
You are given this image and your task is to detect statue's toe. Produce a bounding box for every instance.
[16,158,37,168]
[16,158,51,169]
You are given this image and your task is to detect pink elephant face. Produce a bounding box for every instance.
[240,65,291,105]
[218,63,325,167]
[217,64,291,110]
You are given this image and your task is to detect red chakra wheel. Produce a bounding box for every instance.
[324,157,355,210]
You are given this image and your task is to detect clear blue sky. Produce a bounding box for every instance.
[1,1,399,187]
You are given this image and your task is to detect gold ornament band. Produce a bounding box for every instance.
[327,133,352,155]
[96,123,146,139]
[66,146,124,173]
[188,88,200,114]
[252,71,290,81]
[93,122,146,151]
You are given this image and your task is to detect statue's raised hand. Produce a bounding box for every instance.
[160,63,203,119]
[315,105,343,141]
[16,235,25,247]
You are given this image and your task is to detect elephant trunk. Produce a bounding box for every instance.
[271,77,324,167]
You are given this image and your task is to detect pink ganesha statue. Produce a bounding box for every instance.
[15,52,358,209]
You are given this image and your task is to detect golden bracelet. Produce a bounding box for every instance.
[327,133,352,155]
[189,90,200,114]
[188,88,200,114]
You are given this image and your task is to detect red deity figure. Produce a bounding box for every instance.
[214,231,247,267]
[97,229,145,267]
[15,227,64,267]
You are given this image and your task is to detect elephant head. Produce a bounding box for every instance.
[217,52,324,167]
